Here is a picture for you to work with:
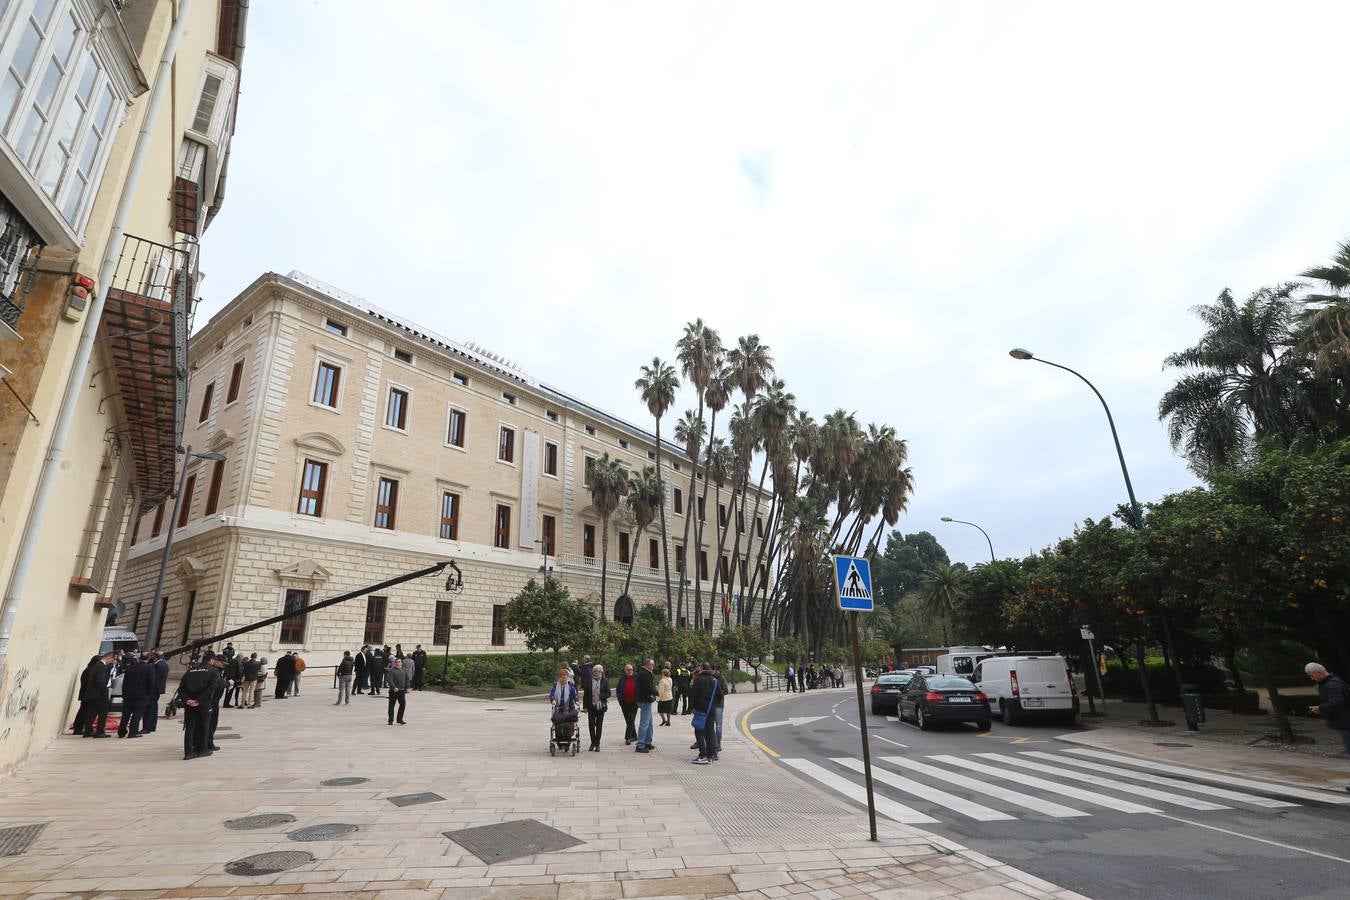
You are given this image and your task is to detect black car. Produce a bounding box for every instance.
[869,672,913,714]
[898,674,992,731]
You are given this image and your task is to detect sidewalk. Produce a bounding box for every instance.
[0,684,1083,899]
[1056,699,1350,793]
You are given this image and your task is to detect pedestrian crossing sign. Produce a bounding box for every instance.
[833,555,874,611]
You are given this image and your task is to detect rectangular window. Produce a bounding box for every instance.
[649,538,659,569]
[386,387,408,430]
[673,487,683,515]
[672,461,681,472]
[393,348,412,364]
[130,515,140,546]
[498,425,515,463]
[719,556,730,583]
[583,523,596,559]
[279,589,308,644]
[756,516,764,538]
[204,459,225,515]
[364,595,387,646]
[618,531,630,565]
[226,358,244,403]
[177,474,196,528]
[648,450,656,460]
[544,441,558,476]
[447,408,466,447]
[718,503,727,527]
[374,477,399,529]
[324,319,346,337]
[151,503,164,537]
[297,459,327,517]
[698,550,708,581]
[491,604,506,646]
[618,438,628,449]
[675,544,685,574]
[494,504,511,548]
[181,590,197,644]
[452,371,468,386]
[739,558,748,584]
[433,600,454,645]
[585,425,596,436]
[439,491,460,540]
[542,514,556,556]
[584,456,595,487]
[313,361,341,408]
[698,496,706,521]
[198,382,214,423]
[758,563,767,585]
[737,511,745,533]
[545,409,558,422]
[502,391,516,405]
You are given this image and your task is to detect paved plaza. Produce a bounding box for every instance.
[0,683,1082,899]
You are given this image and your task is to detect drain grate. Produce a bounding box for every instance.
[1154,742,1193,748]
[387,791,444,807]
[0,824,46,857]
[320,776,369,787]
[444,818,583,863]
[224,850,314,876]
[288,823,358,842]
[225,814,297,831]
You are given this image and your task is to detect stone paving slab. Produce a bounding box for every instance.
[0,684,1079,898]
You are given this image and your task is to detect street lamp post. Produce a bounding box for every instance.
[441,623,465,682]
[940,517,995,564]
[143,445,227,654]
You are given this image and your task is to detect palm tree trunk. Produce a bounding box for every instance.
[654,417,673,622]
[599,516,610,620]
[694,407,719,630]
[865,517,887,558]
[738,456,771,625]
[709,483,740,626]
[621,523,644,599]
[676,398,705,628]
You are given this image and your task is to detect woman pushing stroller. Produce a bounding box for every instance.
[549,666,580,753]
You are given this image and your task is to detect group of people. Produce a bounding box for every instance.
[783,662,845,692]
[335,644,428,725]
[74,649,169,738]
[550,656,729,764]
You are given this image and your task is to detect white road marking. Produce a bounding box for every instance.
[978,753,1229,811]
[781,758,938,824]
[1150,812,1350,865]
[883,756,1088,818]
[873,735,909,749]
[750,715,829,730]
[1025,751,1299,809]
[931,754,1160,813]
[887,715,900,722]
[1063,748,1350,805]
[832,757,1013,821]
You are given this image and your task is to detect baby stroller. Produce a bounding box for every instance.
[549,681,580,757]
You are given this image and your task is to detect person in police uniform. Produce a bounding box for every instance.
[674,662,692,715]
[178,652,223,760]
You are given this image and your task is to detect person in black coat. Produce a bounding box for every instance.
[146,651,169,733]
[369,647,386,696]
[411,645,427,690]
[223,654,243,707]
[71,655,101,734]
[121,654,157,738]
[581,663,611,751]
[354,645,369,694]
[79,653,115,738]
[1307,663,1350,758]
[273,652,295,699]
[178,653,223,759]
[688,665,719,763]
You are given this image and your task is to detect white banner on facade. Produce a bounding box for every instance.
[520,429,540,551]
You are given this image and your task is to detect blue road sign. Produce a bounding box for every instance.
[833,555,874,612]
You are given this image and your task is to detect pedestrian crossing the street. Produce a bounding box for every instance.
[778,748,1350,828]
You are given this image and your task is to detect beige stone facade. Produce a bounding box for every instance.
[119,272,772,663]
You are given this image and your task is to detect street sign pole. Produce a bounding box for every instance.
[849,610,878,842]
[1080,626,1104,716]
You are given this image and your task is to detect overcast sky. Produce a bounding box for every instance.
[199,1,1350,567]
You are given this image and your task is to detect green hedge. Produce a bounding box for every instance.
[423,651,712,689]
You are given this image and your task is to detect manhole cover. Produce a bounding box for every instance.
[444,818,583,863]
[320,777,369,786]
[224,850,314,876]
[1154,742,1193,748]
[217,733,243,739]
[288,823,358,842]
[0,824,46,857]
[225,814,297,831]
[387,792,445,807]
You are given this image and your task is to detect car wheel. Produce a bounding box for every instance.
[977,719,992,732]
[1001,701,1017,726]
[917,707,931,731]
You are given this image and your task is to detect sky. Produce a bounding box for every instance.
[199,1,1350,567]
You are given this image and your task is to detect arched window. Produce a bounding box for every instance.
[613,595,635,627]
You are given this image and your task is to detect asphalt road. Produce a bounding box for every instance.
[740,687,1350,899]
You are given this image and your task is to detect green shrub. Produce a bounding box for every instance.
[527,674,544,687]
[499,676,516,689]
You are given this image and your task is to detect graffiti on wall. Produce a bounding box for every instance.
[0,666,41,745]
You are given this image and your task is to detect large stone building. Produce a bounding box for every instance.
[0,0,250,773]
[118,272,772,663]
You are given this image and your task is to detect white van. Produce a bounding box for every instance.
[935,647,996,679]
[974,655,1079,725]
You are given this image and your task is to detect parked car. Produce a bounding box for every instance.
[898,674,992,731]
[974,655,1079,725]
[914,665,937,675]
[869,672,914,715]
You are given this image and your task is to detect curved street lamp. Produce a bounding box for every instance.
[940,517,995,564]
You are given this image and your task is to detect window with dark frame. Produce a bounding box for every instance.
[394,348,413,364]
[279,589,308,643]
[386,387,409,430]
[226,358,244,403]
[698,496,705,520]
[198,382,214,423]
[491,604,507,646]
[452,371,469,386]
[364,595,387,645]
[181,590,197,644]
[739,558,748,584]
[447,408,466,447]
[673,487,683,515]
[313,361,341,407]
[618,438,628,449]
[542,514,556,556]
[502,391,516,405]
[649,538,659,569]
[544,441,558,476]
[433,600,454,645]
[324,319,347,337]
[438,492,460,540]
[698,550,708,581]
[737,510,745,533]
[297,459,327,517]
[756,516,764,538]
[675,544,685,573]
[584,456,595,487]
[494,504,511,548]
[204,459,225,515]
[719,555,730,583]
[374,477,399,529]
[545,409,558,422]
[151,503,164,537]
[498,426,515,462]
[618,531,630,564]
[177,474,196,527]
[583,523,596,559]
[718,503,727,527]
[585,425,596,436]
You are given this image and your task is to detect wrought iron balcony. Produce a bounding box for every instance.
[0,193,44,338]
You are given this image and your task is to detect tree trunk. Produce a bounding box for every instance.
[621,524,644,600]
[738,456,772,625]
[1156,605,1187,700]
[694,407,720,631]
[599,516,610,620]
[1254,638,1295,743]
[654,417,673,621]
[1134,641,1160,724]
[676,402,703,628]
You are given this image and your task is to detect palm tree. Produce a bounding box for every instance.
[588,454,630,619]
[1298,239,1350,380]
[676,320,722,628]
[740,379,793,623]
[619,466,662,600]
[1158,285,1311,479]
[919,563,966,646]
[635,357,680,620]
[694,366,733,628]
[672,409,706,626]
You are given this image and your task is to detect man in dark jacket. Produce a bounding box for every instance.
[273,652,294,699]
[582,663,611,751]
[121,654,156,738]
[369,647,386,696]
[354,645,369,694]
[711,663,728,754]
[223,653,243,707]
[80,652,115,737]
[72,655,104,735]
[1307,663,1350,758]
[207,654,229,751]
[412,645,427,690]
[178,653,222,759]
[146,651,169,732]
[687,663,719,763]
[635,658,658,752]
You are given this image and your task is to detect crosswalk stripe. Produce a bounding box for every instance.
[1062,748,1350,805]
[1023,751,1299,809]
[976,753,1229,810]
[781,758,938,824]
[881,756,1089,818]
[831,757,1014,821]
[930,754,1160,813]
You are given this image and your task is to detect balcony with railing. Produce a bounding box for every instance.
[0,193,43,339]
